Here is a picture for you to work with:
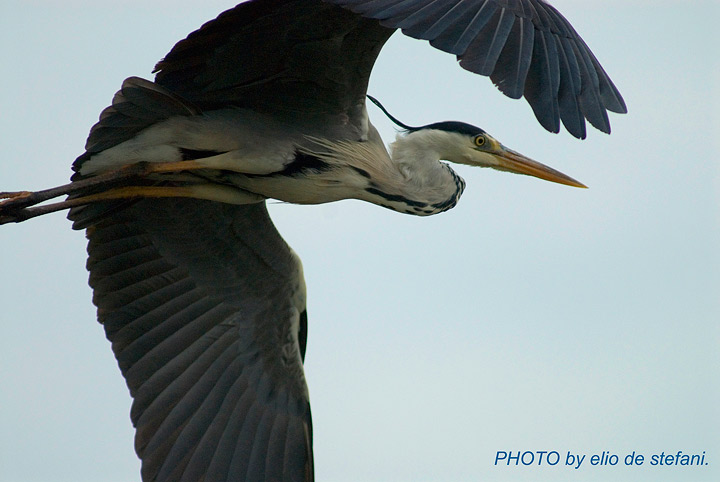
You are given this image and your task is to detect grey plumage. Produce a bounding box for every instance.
[73,199,312,482]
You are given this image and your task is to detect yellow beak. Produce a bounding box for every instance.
[491,145,587,188]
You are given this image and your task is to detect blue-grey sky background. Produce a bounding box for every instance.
[1,1,718,481]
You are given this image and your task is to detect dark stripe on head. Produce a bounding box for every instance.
[412,121,486,137]
[367,95,485,137]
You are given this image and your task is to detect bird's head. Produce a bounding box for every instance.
[368,95,586,189]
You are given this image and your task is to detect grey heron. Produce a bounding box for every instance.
[0,0,626,481]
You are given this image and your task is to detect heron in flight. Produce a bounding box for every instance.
[0,0,626,480]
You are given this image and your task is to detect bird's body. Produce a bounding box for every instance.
[77,85,464,216]
[0,0,626,480]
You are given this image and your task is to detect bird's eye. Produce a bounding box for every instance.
[474,135,486,147]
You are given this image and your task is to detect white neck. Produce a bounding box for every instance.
[283,129,466,216]
[362,129,467,215]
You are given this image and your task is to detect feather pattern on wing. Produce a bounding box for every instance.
[326,0,627,137]
[69,199,313,482]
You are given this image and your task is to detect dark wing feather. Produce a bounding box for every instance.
[523,27,561,134]
[459,6,516,76]
[153,0,393,123]
[328,0,627,138]
[490,13,534,100]
[68,199,313,482]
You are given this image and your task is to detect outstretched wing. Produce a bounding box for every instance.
[69,198,313,482]
[327,0,627,138]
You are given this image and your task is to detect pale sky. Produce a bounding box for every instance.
[1,1,718,481]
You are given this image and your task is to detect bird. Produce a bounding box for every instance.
[0,1,626,481]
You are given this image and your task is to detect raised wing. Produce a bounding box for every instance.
[69,199,313,482]
[328,0,627,138]
[153,0,392,121]
[155,0,625,138]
